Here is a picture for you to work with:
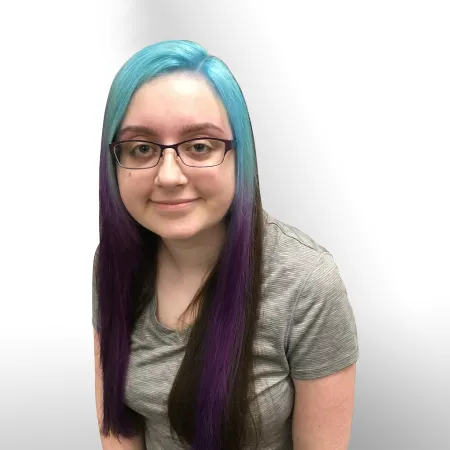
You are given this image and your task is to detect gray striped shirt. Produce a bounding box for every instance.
[92,210,359,449]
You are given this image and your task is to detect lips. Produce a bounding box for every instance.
[153,199,197,205]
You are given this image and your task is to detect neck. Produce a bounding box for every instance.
[157,221,227,279]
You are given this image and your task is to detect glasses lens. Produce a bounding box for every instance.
[178,139,226,167]
[114,141,161,168]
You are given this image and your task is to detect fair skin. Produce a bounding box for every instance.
[292,364,356,449]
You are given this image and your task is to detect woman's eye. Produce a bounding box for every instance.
[191,143,210,152]
[137,145,150,153]
[130,144,155,156]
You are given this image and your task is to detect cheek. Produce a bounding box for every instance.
[198,148,236,196]
[117,170,153,204]
[195,169,236,203]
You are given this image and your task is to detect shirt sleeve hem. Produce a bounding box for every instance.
[290,348,359,380]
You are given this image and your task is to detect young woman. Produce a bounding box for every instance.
[92,39,359,450]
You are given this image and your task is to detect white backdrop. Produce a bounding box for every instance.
[1,1,448,448]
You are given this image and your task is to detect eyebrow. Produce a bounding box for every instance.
[118,122,225,139]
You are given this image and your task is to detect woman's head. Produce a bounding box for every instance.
[115,71,236,241]
[100,40,258,246]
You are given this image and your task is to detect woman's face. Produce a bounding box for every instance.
[116,72,236,241]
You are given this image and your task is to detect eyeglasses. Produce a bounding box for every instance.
[109,137,236,169]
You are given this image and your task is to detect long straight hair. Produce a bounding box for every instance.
[96,40,265,449]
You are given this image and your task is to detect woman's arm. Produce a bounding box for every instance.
[292,363,356,450]
[94,329,146,450]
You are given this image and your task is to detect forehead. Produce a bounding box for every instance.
[120,72,232,139]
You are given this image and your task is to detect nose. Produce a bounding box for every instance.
[153,148,188,187]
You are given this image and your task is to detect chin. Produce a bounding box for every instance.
[157,229,201,241]
[149,219,204,241]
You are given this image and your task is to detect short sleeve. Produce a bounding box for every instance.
[92,245,100,331]
[286,251,359,379]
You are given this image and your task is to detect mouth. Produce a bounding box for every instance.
[152,199,199,211]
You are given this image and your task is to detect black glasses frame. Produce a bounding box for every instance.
[109,137,237,169]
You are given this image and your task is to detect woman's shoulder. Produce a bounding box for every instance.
[259,210,335,312]
[262,209,330,268]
